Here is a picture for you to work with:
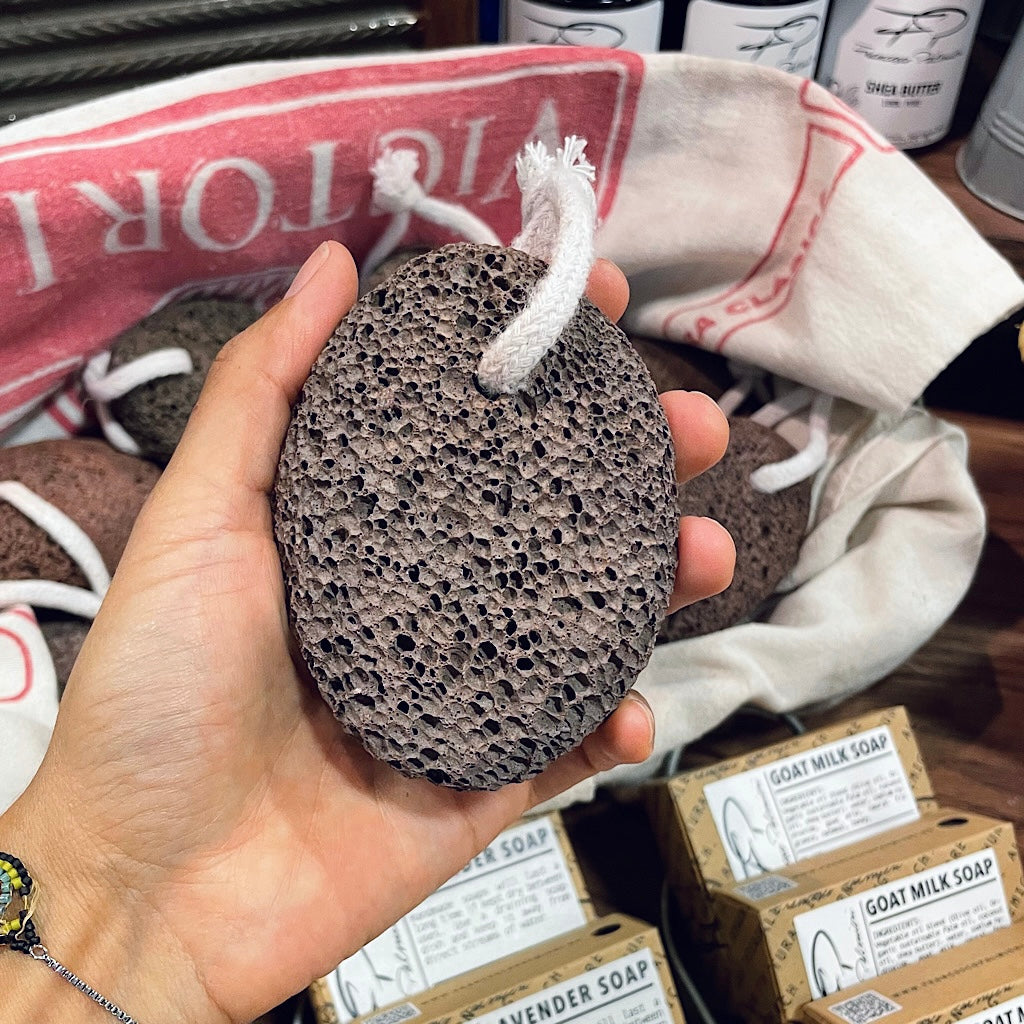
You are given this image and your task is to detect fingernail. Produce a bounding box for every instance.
[626,690,656,744]
[284,242,330,299]
[688,389,724,411]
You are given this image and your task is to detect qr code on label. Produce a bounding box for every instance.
[829,990,902,1024]
[734,874,798,901]
[362,1003,421,1024]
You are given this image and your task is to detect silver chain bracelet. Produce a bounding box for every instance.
[28,943,139,1024]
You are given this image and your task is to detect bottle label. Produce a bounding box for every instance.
[505,0,665,54]
[818,1,984,148]
[682,0,829,75]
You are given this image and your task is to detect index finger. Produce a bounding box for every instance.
[585,258,629,323]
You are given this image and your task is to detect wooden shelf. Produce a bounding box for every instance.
[421,0,477,49]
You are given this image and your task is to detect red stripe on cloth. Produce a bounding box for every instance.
[0,625,33,703]
[0,47,642,422]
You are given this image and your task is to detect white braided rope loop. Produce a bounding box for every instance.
[83,347,193,455]
[715,360,834,494]
[749,390,834,493]
[716,371,756,418]
[717,359,773,416]
[477,136,597,397]
[361,148,501,286]
[0,480,110,618]
[749,384,815,429]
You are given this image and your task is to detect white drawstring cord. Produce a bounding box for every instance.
[0,480,110,618]
[83,348,193,455]
[749,391,834,493]
[716,360,834,494]
[477,136,597,397]
[717,359,774,416]
[717,369,758,417]
[361,148,501,288]
[749,384,815,429]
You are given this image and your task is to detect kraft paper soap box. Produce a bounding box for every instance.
[709,809,1023,1024]
[802,920,1024,1024]
[310,812,594,1024]
[310,914,684,1024]
[649,706,934,902]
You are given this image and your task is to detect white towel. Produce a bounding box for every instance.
[0,605,58,813]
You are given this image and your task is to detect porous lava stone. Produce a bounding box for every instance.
[359,246,433,296]
[109,299,259,464]
[0,439,160,589]
[659,417,811,642]
[39,615,90,696]
[628,335,733,400]
[274,243,678,790]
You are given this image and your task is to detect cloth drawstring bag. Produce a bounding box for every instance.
[1,45,1021,810]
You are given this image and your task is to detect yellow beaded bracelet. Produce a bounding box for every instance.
[1,851,140,1024]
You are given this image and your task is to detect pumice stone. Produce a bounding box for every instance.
[0,439,160,588]
[628,335,732,400]
[39,615,90,697]
[359,245,433,296]
[109,299,259,463]
[273,242,678,790]
[658,417,811,643]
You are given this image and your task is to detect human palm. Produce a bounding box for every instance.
[2,242,733,1024]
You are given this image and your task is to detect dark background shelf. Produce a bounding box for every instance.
[0,0,477,120]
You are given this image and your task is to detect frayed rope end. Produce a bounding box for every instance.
[370,149,424,215]
[516,136,596,192]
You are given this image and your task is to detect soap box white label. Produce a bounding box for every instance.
[324,816,588,1022]
[794,848,1011,1000]
[704,725,919,880]
[472,949,671,1024]
[957,993,1024,1024]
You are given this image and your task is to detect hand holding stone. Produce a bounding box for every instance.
[0,241,732,1024]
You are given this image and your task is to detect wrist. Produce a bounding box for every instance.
[0,772,232,1024]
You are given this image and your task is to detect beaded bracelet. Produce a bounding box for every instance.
[1,852,140,1023]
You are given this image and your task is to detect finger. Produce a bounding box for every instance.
[162,241,358,503]
[524,691,655,808]
[585,258,629,323]
[661,390,729,484]
[667,515,735,614]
